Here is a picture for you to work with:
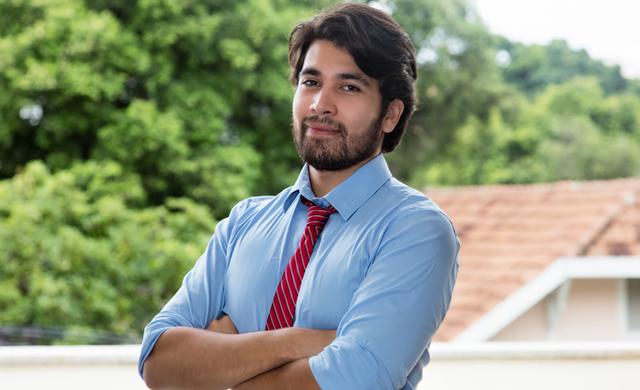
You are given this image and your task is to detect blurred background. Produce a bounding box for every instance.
[0,0,639,388]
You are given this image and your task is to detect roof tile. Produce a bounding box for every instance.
[426,177,640,341]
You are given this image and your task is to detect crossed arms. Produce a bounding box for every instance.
[143,315,332,390]
[139,206,459,389]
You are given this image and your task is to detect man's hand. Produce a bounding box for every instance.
[233,358,320,390]
[206,315,330,390]
[208,314,239,334]
[208,315,335,360]
[144,315,336,390]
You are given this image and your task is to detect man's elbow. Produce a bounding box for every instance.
[142,352,229,390]
[142,357,163,390]
[143,353,184,390]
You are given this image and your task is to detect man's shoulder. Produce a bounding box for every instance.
[378,178,455,229]
[232,195,276,214]
[367,179,460,257]
[383,178,443,212]
[228,187,294,222]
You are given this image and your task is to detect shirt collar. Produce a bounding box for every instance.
[285,154,392,220]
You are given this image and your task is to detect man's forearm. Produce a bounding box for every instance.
[143,326,332,390]
[233,358,321,390]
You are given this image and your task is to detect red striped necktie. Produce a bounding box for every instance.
[265,198,336,330]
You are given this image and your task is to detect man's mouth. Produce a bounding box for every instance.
[304,121,340,136]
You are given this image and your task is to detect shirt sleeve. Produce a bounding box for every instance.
[136,200,244,378]
[308,208,460,390]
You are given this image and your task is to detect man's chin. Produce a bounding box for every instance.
[305,149,381,172]
[305,155,361,172]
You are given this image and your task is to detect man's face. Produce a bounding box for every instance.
[292,39,385,171]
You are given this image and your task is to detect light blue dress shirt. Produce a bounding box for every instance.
[138,154,459,389]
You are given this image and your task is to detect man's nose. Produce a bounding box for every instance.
[310,88,337,116]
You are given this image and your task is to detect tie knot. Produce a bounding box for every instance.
[302,198,336,227]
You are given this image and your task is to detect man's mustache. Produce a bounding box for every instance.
[302,116,347,134]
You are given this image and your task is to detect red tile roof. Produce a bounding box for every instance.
[425,177,640,341]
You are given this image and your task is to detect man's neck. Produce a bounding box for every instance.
[308,154,380,198]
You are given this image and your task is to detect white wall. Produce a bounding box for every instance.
[493,279,640,342]
[420,342,640,390]
[0,345,145,390]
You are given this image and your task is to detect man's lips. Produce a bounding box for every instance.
[305,122,339,134]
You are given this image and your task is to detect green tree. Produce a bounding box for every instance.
[381,0,513,183]
[0,161,216,343]
[592,93,640,137]
[498,38,628,96]
[416,108,545,185]
[0,0,337,345]
[536,116,640,180]
[0,0,332,219]
[418,77,640,186]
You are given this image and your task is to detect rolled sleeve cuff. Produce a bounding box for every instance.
[308,336,393,390]
[137,321,172,378]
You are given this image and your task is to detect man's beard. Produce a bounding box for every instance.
[292,114,384,171]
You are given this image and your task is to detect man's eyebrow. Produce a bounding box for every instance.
[299,67,321,77]
[299,67,371,87]
[337,72,371,87]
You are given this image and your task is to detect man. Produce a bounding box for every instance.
[139,3,459,389]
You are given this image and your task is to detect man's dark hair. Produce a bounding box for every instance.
[288,3,417,153]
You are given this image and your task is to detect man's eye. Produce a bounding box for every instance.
[342,84,361,93]
[301,79,318,87]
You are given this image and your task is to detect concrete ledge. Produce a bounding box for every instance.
[430,341,640,360]
[1,343,639,390]
[3,342,640,364]
[0,344,140,365]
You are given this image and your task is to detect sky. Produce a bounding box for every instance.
[472,0,640,79]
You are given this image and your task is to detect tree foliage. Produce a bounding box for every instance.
[0,0,334,344]
[498,38,628,96]
[419,76,640,185]
[384,0,513,180]
[0,0,334,220]
[0,161,215,343]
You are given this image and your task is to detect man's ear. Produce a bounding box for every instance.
[381,99,404,134]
